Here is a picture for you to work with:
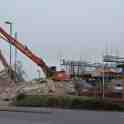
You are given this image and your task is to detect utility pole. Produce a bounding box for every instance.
[102,62,105,100]
[14,32,18,83]
[4,21,13,81]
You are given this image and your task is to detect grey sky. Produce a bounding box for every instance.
[0,0,124,79]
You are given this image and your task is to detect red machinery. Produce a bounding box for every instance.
[0,26,70,81]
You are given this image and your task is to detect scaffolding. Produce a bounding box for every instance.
[61,59,103,78]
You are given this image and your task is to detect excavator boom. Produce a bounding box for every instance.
[0,26,70,81]
[0,26,49,76]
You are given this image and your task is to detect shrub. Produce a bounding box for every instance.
[14,95,124,111]
[16,93,26,101]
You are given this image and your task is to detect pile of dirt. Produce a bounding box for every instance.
[0,77,17,100]
[0,70,77,99]
[17,80,77,96]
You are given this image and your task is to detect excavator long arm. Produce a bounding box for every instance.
[0,26,49,76]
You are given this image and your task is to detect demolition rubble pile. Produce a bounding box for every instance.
[18,79,77,96]
[0,78,17,100]
[0,70,76,99]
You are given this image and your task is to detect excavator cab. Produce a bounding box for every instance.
[45,66,56,77]
[47,66,71,81]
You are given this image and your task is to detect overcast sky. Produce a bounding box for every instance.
[0,0,124,79]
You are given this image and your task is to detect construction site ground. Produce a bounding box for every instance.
[0,70,77,103]
[0,70,124,108]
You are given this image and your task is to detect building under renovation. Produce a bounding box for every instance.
[61,59,103,78]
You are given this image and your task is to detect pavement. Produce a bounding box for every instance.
[0,107,124,124]
[0,99,124,123]
[0,106,52,114]
[0,99,51,113]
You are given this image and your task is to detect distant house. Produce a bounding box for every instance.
[92,67,119,80]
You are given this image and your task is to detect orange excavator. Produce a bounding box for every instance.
[0,26,70,81]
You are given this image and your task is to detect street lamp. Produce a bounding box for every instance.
[102,62,105,100]
[14,32,18,83]
[4,21,13,81]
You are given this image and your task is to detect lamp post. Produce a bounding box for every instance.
[102,62,105,100]
[4,21,13,81]
[14,32,18,83]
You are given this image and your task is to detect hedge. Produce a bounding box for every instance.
[14,94,124,111]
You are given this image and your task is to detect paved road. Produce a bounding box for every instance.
[0,108,124,124]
